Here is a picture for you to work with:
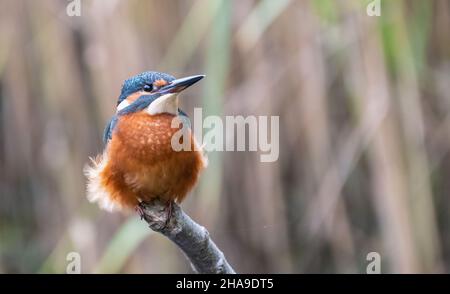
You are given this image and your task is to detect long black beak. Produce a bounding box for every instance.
[159,75,205,94]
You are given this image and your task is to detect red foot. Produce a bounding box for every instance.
[165,201,174,227]
[135,203,146,220]
[136,200,174,228]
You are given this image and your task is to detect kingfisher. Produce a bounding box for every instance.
[84,71,207,218]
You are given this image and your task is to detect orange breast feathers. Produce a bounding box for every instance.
[84,112,207,212]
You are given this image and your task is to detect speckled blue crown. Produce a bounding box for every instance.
[118,71,175,105]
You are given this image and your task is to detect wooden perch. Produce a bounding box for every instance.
[138,199,236,274]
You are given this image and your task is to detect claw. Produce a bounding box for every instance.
[165,201,174,227]
[136,200,174,229]
[135,202,146,220]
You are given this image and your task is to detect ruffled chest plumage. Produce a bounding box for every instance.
[113,112,183,160]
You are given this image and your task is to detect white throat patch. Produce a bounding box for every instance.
[145,93,179,115]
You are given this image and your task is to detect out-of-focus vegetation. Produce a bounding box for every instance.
[1,0,450,273]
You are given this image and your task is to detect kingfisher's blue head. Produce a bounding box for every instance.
[103,71,203,143]
[116,71,204,116]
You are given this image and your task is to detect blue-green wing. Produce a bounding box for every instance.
[103,115,118,145]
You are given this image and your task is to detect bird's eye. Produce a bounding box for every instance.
[143,84,153,92]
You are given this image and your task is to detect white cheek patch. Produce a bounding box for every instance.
[146,93,179,115]
[116,99,130,112]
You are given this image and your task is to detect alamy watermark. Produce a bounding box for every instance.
[366,252,381,274]
[366,0,381,17]
[66,0,81,17]
[170,108,279,163]
[66,251,81,274]
[67,1,381,18]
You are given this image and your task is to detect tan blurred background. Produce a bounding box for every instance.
[0,0,450,273]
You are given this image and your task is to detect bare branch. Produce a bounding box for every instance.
[139,199,236,274]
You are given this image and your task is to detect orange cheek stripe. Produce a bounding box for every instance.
[154,79,168,87]
[126,91,144,103]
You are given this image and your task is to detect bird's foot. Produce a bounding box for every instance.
[135,199,174,230]
[135,202,146,220]
[164,201,174,227]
